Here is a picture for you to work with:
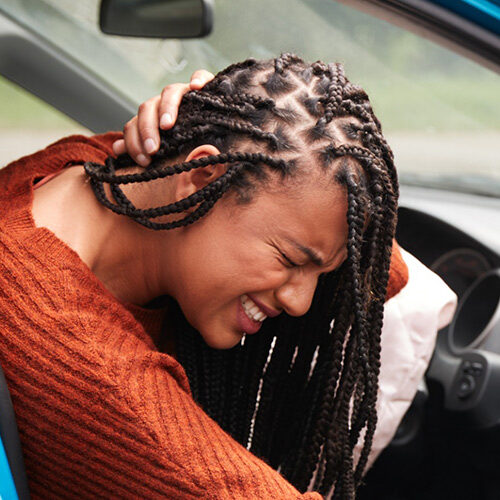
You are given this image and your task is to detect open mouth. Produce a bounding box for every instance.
[237,294,267,335]
[240,294,268,322]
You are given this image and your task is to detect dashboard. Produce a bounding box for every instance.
[398,203,500,426]
[359,186,500,500]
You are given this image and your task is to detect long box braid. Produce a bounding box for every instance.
[84,53,399,500]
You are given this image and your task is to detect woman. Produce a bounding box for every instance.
[0,54,406,499]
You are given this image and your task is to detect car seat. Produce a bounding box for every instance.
[0,362,30,499]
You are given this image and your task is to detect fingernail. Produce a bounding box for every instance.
[160,112,173,128]
[145,138,156,154]
[191,79,202,87]
[136,154,149,166]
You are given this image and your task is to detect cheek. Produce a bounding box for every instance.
[244,261,287,291]
[190,232,284,295]
[195,254,286,302]
[170,213,287,328]
[175,248,286,328]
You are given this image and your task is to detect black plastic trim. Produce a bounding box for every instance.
[0,10,136,133]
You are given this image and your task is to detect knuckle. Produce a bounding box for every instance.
[129,146,139,157]
[139,124,153,137]
[161,85,174,97]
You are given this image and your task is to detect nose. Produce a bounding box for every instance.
[274,272,318,317]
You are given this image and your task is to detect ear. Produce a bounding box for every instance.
[174,144,226,201]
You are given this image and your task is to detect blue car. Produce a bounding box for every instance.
[0,1,498,498]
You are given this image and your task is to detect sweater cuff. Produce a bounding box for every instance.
[386,239,409,301]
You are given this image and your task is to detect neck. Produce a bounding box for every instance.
[32,165,178,306]
[90,216,168,306]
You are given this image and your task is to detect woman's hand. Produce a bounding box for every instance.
[112,70,215,166]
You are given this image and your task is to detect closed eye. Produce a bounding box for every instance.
[280,250,300,268]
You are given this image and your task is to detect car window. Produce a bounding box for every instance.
[1,0,499,195]
[0,75,87,167]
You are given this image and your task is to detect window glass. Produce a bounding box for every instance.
[0,75,87,167]
[1,0,498,195]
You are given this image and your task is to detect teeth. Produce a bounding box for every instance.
[241,294,267,323]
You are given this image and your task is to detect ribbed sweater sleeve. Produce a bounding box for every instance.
[85,316,321,499]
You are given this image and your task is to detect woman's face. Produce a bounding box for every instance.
[169,170,349,349]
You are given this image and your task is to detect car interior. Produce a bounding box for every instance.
[0,0,498,499]
[358,206,500,499]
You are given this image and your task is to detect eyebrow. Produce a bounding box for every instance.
[285,238,325,267]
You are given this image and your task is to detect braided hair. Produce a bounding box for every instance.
[84,54,398,499]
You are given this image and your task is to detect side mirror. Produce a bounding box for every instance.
[99,0,213,38]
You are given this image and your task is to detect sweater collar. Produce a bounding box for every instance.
[0,134,171,352]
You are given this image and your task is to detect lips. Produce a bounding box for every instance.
[237,298,263,335]
[246,293,281,318]
[236,293,282,336]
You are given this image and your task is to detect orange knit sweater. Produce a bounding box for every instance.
[0,133,407,499]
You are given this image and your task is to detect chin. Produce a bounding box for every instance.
[200,327,243,350]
